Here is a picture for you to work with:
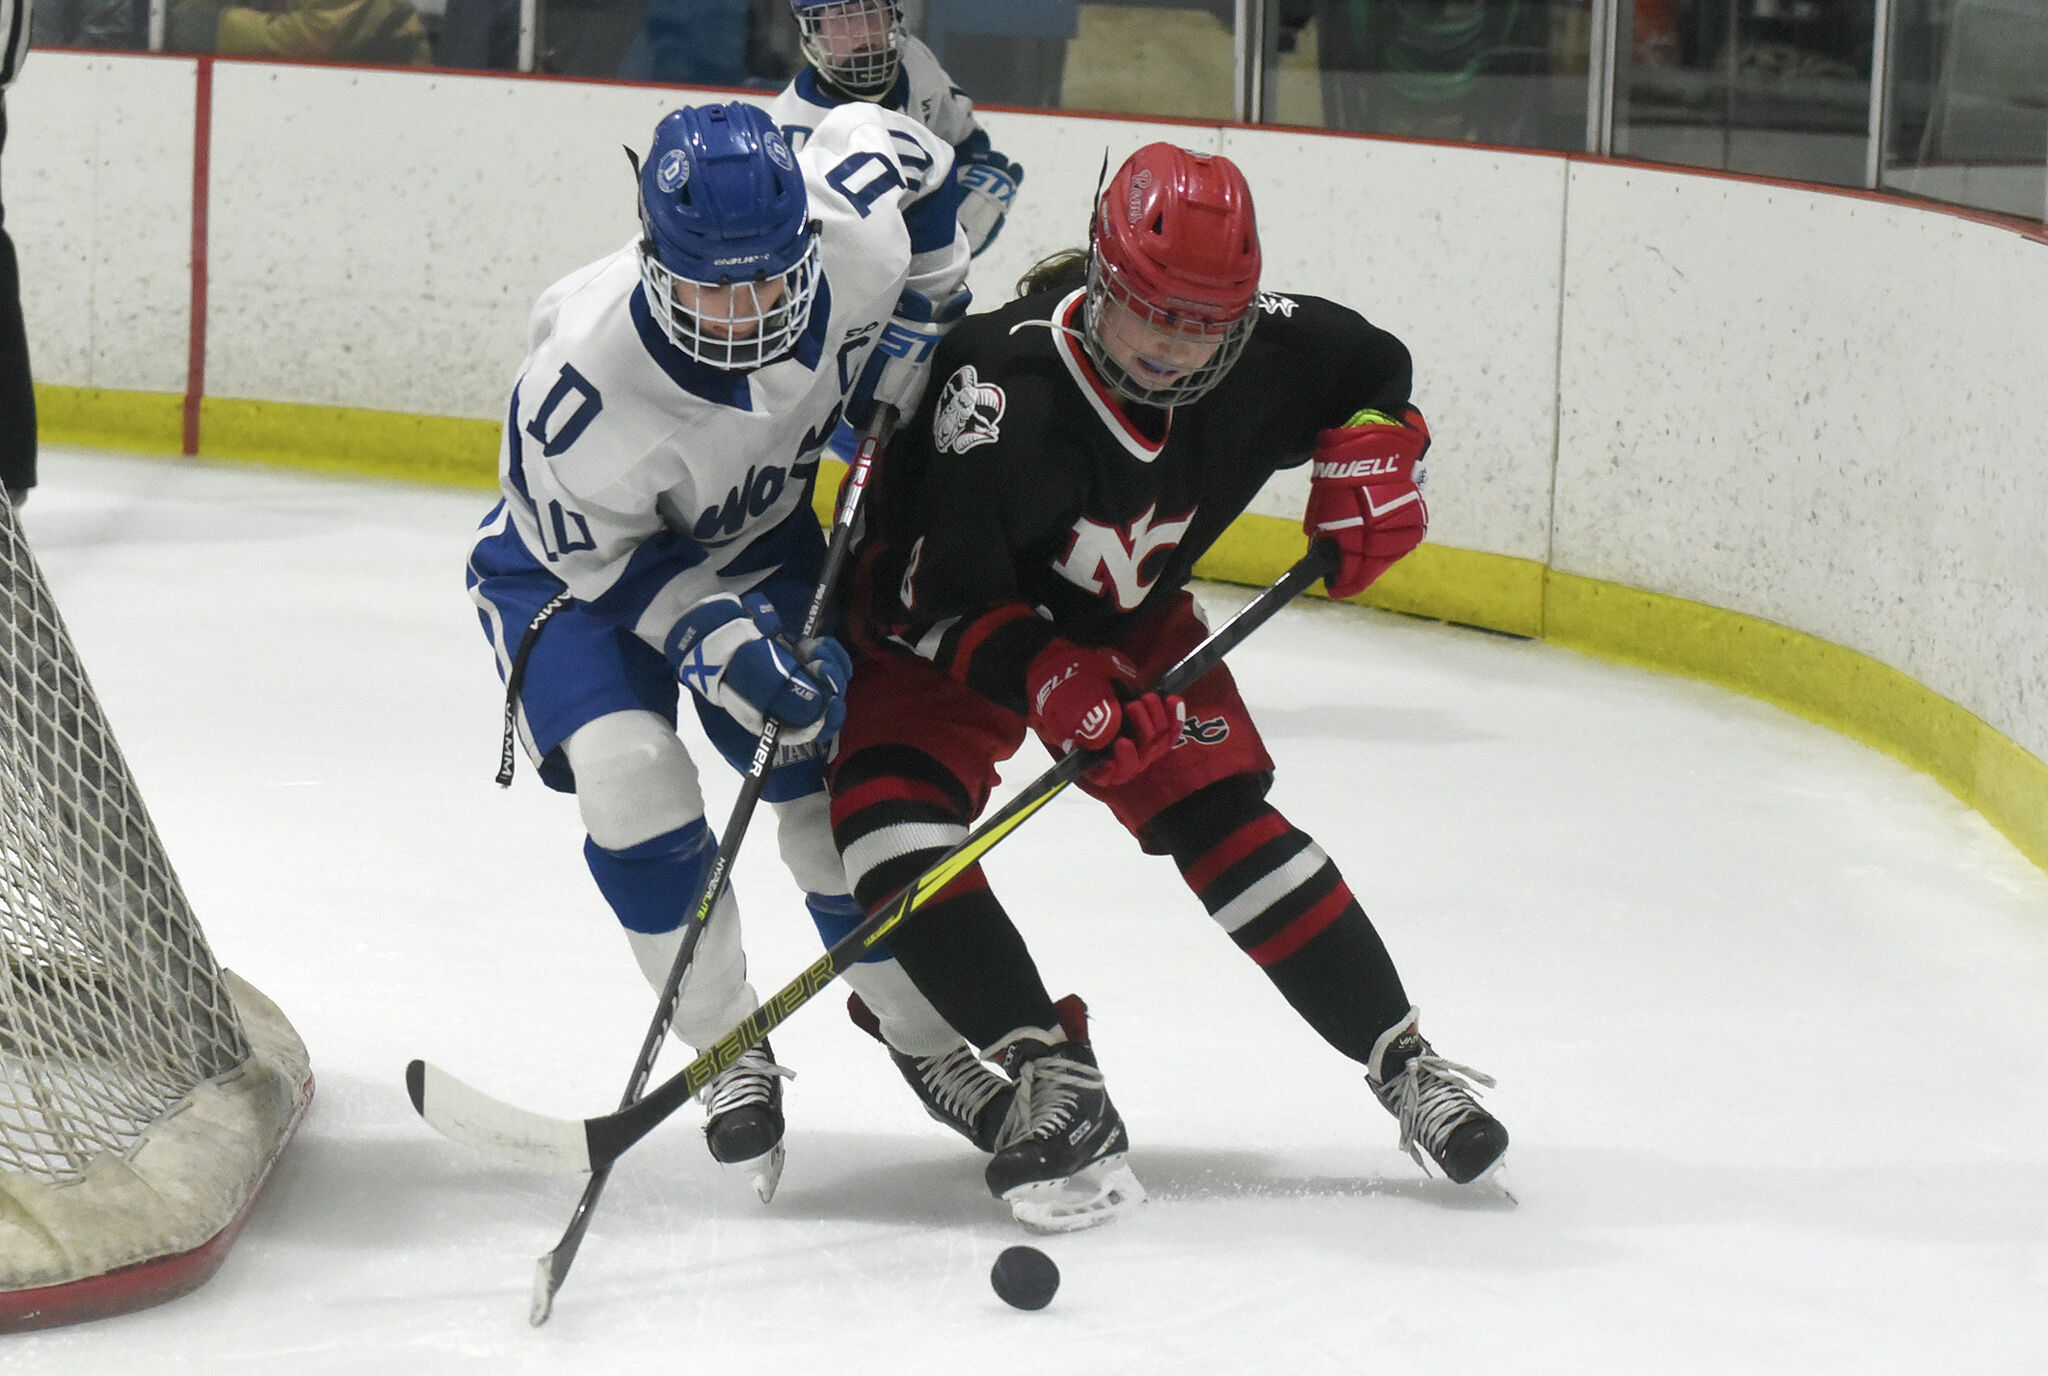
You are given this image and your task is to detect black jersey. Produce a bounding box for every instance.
[857,285,1415,714]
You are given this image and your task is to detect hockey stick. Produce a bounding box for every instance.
[409,539,1339,1184]
[511,405,896,1325]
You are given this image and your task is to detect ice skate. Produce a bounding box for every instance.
[1367,1010,1508,1185]
[984,997,1146,1232]
[848,993,1016,1152]
[700,1038,793,1203]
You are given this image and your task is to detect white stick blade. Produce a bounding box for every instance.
[530,1256,559,1327]
[411,1062,592,1173]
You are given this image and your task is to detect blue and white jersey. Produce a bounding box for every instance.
[471,103,969,666]
[766,35,979,157]
[768,38,1016,258]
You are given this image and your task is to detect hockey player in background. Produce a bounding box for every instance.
[769,0,1023,262]
[827,142,1510,1228]
[464,100,1011,1204]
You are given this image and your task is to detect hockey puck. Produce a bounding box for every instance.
[990,1245,1059,1311]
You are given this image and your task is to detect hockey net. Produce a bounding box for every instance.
[0,492,312,1332]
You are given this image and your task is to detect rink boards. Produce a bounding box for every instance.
[8,52,2047,871]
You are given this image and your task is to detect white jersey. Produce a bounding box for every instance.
[765,35,979,156]
[484,103,969,659]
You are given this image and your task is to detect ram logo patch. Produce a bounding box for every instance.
[933,366,1006,454]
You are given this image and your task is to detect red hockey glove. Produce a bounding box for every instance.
[1087,690,1184,787]
[1025,640,1185,787]
[1303,405,1431,600]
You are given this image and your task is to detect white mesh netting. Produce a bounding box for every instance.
[0,492,310,1317]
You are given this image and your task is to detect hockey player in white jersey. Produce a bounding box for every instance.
[464,101,1012,1203]
[769,0,1022,260]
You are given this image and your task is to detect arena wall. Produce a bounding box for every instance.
[10,52,2046,870]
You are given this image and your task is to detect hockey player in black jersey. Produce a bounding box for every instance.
[827,142,1509,1229]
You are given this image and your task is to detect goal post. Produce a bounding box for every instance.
[0,492,314,1333]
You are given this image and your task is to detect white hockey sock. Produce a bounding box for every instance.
[842,957,967,1058]
[623,897,760,1050]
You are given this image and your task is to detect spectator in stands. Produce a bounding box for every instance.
[2,0,34,509]
[435,0,516,69]
[1300,0,1558,145]
[32,0,145,49]
[618,0,750,84]
[170,0,433,64]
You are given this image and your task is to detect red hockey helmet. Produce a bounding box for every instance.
[1083,143,1262,408]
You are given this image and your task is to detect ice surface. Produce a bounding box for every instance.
[8,449,2046,1373]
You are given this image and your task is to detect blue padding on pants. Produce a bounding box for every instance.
[584,821,715,935]
[807,891,890,963]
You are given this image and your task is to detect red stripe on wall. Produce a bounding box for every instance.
[183,58,212,457]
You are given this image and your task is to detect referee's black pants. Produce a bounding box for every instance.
[0,97,37,499]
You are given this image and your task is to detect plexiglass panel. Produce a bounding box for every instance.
[1613,0,1875,187]
[32,0,151,49]
[29,0,2043,223]
[1881,0,2047,218]
[1279,0,1592,149]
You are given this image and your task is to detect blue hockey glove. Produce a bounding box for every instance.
[849,285,971,428]
[956,147,1022,257]
[666,592,851,744]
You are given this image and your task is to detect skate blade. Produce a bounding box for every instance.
[1476,1159,1517,1205]
[721,1142,786,1204]
[1002,1157,1147,1233]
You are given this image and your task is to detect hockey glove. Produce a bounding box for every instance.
[1025,640,1185,787]
[956,147,1023,257]
[849,285,972,430]
[666,592,852,745]
[1303,405,1431,600]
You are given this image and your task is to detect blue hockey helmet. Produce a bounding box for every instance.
[790,0,903,100]
[636,102,821,371]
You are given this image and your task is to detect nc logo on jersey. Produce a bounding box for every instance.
[933,366,1006,454]
[1050,503,1195,612]
[657,148,690,193]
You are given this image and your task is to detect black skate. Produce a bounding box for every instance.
[983,996,1146,1232]
[700,1038,792,1203]
[848,993,1016,1152]
[1367,1012,1509,1185]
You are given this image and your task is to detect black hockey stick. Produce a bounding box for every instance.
[410,539,1339,1186]
[519,405,895,1326]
